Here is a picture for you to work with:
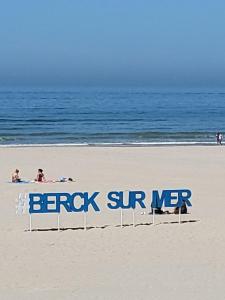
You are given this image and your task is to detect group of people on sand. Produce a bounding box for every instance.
[152,201,188,215]
[12,168,46,183]
[11,169,73,183]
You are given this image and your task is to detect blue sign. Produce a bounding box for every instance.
[107,191,146,209]
[29,189,192,214]
[151,189,192,208]
[29,192,100,214]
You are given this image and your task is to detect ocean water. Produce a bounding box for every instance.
[0,87,225,146]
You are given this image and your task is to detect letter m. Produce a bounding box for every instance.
[151,190,167,208]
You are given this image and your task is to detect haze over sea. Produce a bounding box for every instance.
[0,87,225,146]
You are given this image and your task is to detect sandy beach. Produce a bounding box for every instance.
[0,145,225,299]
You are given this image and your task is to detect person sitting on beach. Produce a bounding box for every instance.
[150,203,168,214]
[174,201,187,214]
[59,177,74,182]
[35,168,46,182]
[12,169,21,183]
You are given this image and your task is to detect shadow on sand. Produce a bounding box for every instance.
[25,219,200,232]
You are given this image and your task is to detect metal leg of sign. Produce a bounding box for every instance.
[57,214,60,231]
[19,193,22,202]
[152,208,155,225]
[84,211,87,231]
[25,193,28,213]
[120,208,123,228]
[179,207,181,224]
[132,208,135,228]
[29,214,32,232]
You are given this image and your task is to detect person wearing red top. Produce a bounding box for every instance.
[36,169,46,182]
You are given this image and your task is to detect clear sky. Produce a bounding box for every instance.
[1,0,225,87]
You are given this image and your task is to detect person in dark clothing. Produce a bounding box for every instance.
[174,201,187,214]
[216,132,223,145]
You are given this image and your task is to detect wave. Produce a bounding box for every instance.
[0,136,15,142]
[45,131,216,141]
[0,131,217,145]
[0,141,218,148]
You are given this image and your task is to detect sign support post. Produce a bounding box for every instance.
[84,211,87,231]
[120,208,123,228]
[29,214,32,232]
[132,208,135,228]
[152,208,155,225]
[179,207,181,224]
[57,214,60,231]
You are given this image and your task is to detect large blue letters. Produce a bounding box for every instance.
[151,189,192,208]
[29,189,192,214]
[107,191,146,209]
[29,192,100,214]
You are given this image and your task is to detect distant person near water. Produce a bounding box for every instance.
[12,169,21,182]
[35,168,46,182]
[216,132,223,145]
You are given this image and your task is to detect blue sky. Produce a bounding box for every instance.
[0,0,225,87]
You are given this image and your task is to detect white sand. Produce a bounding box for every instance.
[0,146,225,299]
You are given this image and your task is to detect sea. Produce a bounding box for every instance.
[0,87,225,146]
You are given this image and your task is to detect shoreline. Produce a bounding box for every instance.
[0,141,221,148]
